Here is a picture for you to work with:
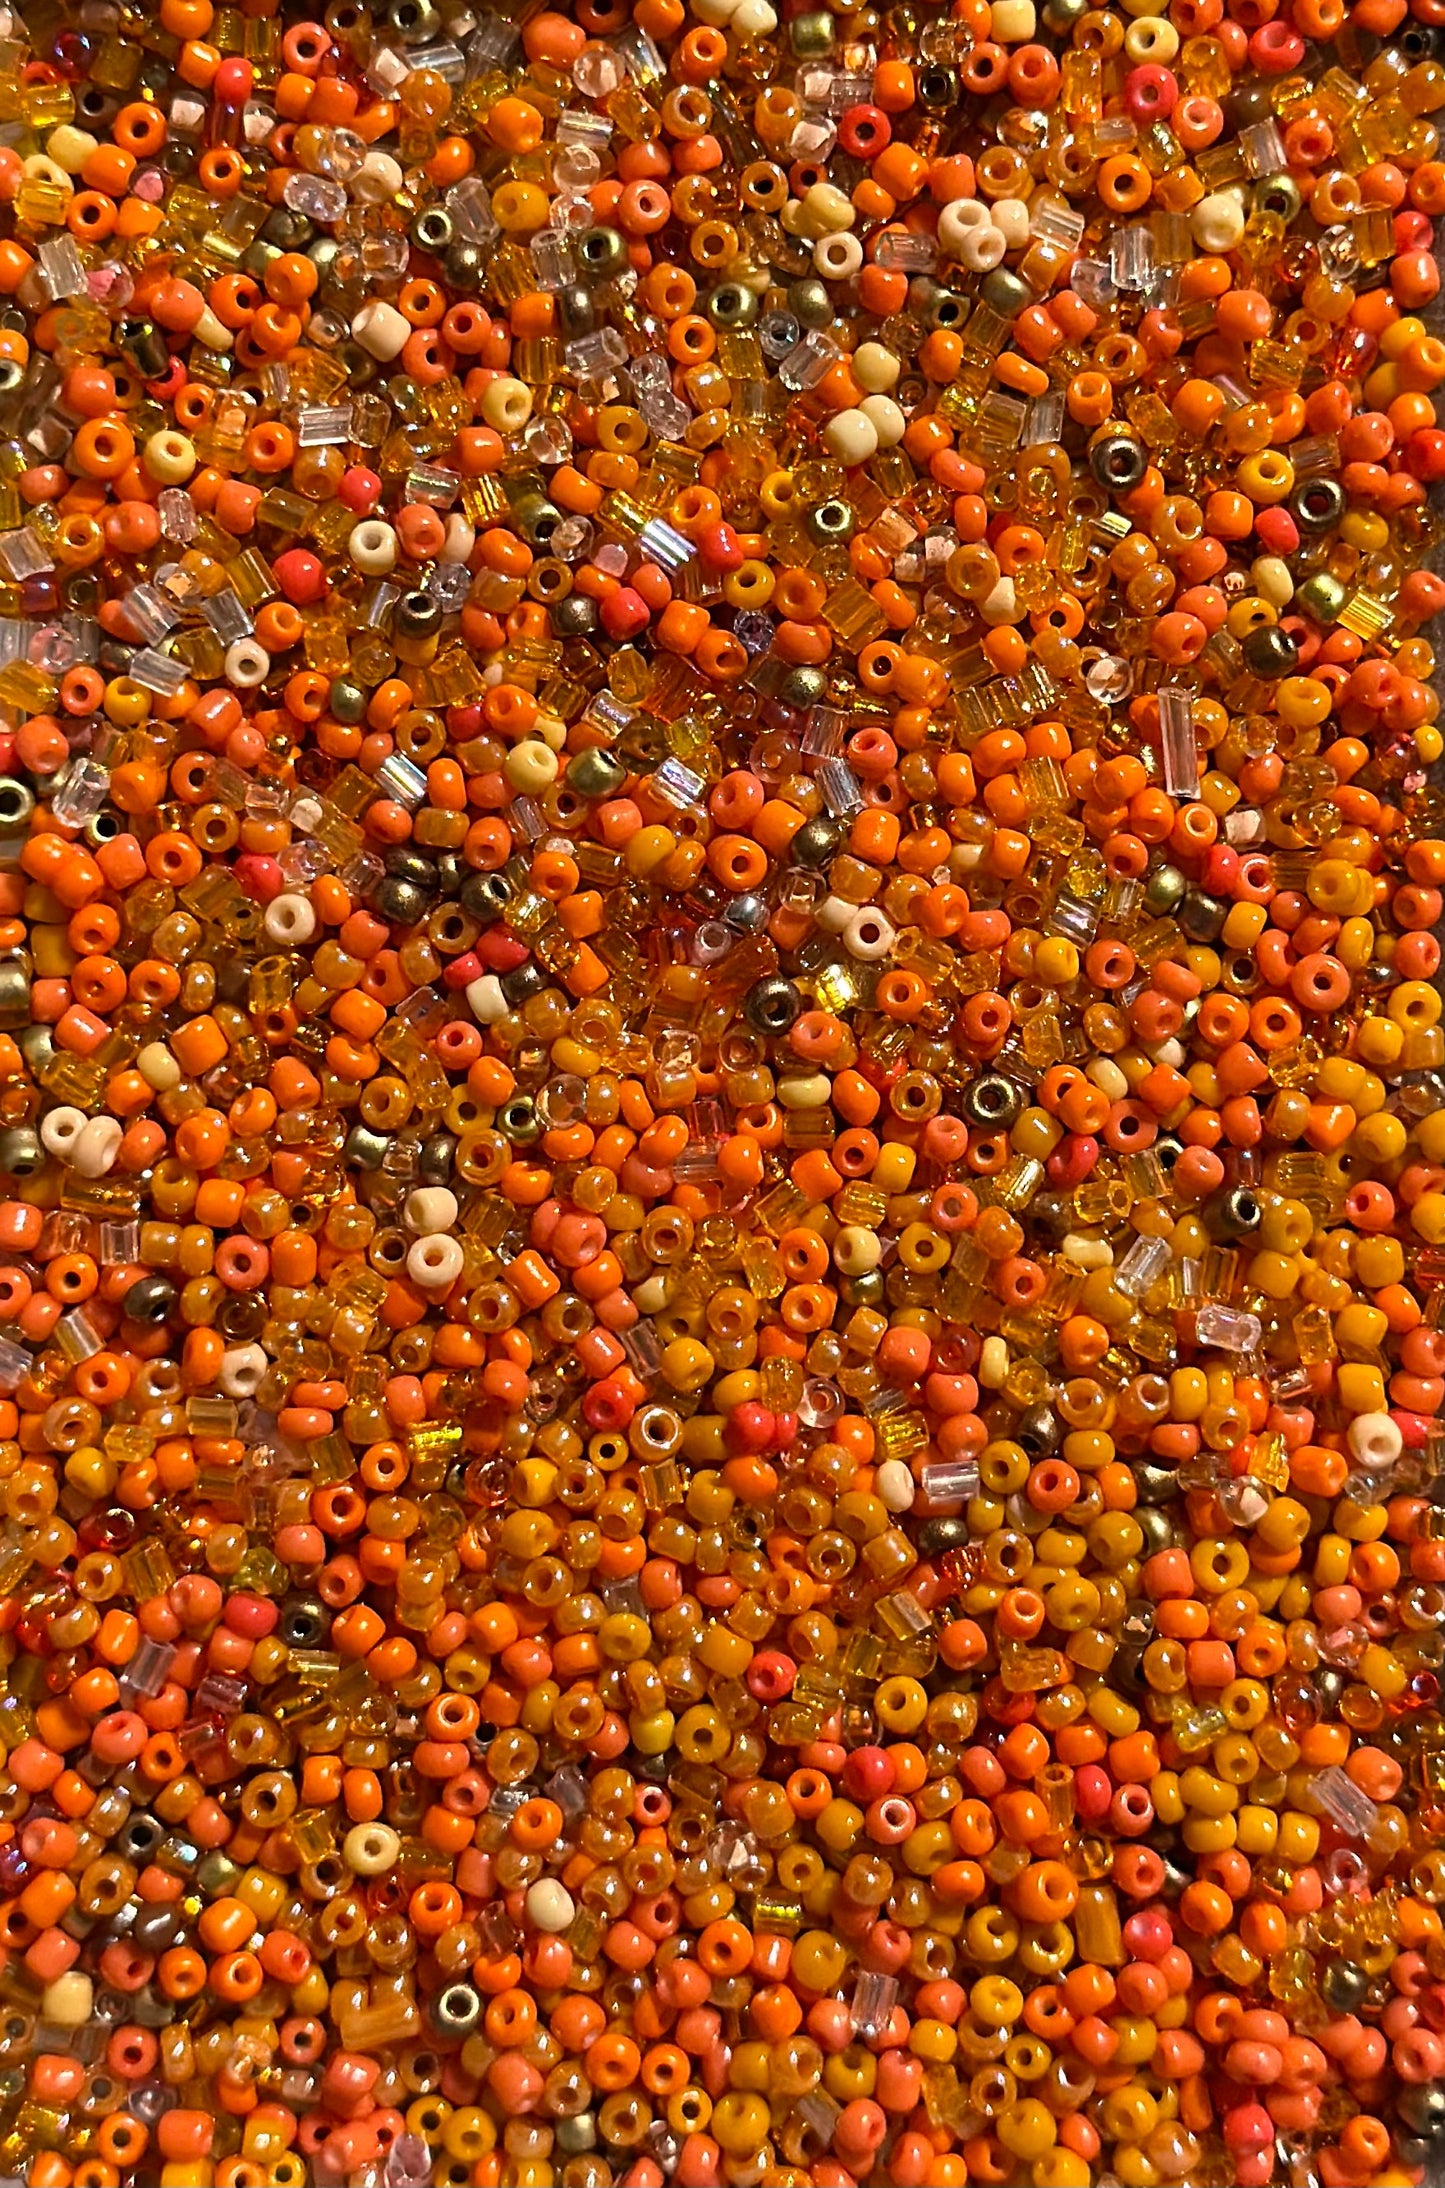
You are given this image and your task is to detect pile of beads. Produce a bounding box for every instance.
[0,0,1443,2179]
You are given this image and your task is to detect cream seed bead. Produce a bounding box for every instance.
[990,0,1036,35]
[1192,190,1246,250]
[814,231,863,280]
[834,1226,883,1275]
[45,125,98,173]
[137,1041,181,1090]
[936,197,989,256]
[1254,555,1294,607]
[356,150,404,201]
[466,973,508,1023]
[72,1117,122,1179]
[220,1344,268,1399]
[1347,1412,1403,1470]
[776,1072,832,1110]
[957,224,1008,272]
[980,575,1019,625]
[853,341,901,392]
[263,892,318,946]
[1062,1233,1114,1269]
[41,1973,93,2028]
[822,407,878,465]
[875,1460,916,1512]
[979,1335,1010,1388]
[992,196,1031,247]
[350,519,398,574]
[842,906,895,959]
[859,394,906,448]
[407,1234,466,1291]
[526,1879,576,1931]
[224,638,270,688]
[39,1107,86,1162]
[144,430,197,484]
[352,300,411,360]
[731,0,778,37]
[405,1186,459,1235]
[480,376,534,433]
[504,739,559,791]
[344,1823,402,1876]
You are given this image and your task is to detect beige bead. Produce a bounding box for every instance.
[72,1117,122,1179]
[1253,555,1293,607]
[814,230,862,279]
[822,406,878,465]
[46,125,98,174]
[777,1072,833,1111]
[349,519,398,574]
[834,1226,883,1276]
[957,224,1007,273]
[852,341,901,393]
[42,1972,92,2027]
[352,301,411,360]
[144,429,197,485]
[137,1041,181,1091]
[979,1335,1010,1389]
[937,198,989,257]
[220,1343,268,1398]
[731,0,777,35]
[405,1186,459,1236]
[799,181,855,236]
[407,1235,466,1291]
[1062,1233,1113,1270]
[356,150,404,202]
[990,0,1036,35]
[843,906,895,960]
[1192,190,1246,251]
[992,196,1031,248]
[40,1107,86,1163]
[1125,11,1179,54]
[980,575,1019,626]
[344,1822,402,1876]
[481,376,534,433]
[859,394,905,449]
[876,1459,916,1512]
[504,738,559,791]
[264,892,318,946]
[466,973,508,1024]
[525,1879,576,1932]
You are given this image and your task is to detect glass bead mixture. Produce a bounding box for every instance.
[0,0,1444,2179]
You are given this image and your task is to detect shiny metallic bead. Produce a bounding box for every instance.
[124,1276,176,1326]
[1136,1508,1178,1554]
[498,1095,541,1143]
[927,289,969,330]
[804,498,854,547]
[429,1984,481,2036]
[556,2115,598,2156]
[419,1134,456,1183]
[345,1125,392,1172]
[963,1073,1023,1128]
[460,870,515,920]
[395,590,441,642]
[919,1518,971,1554]
[278,1596,329,1648]
[725,892,768,933]
[411,206,452,255]
[1252,172,1300,222]
[389,0,439,31]
[1239,623,1299,678]
[241,239,281,282]
[0,1126,44,1178]
[328,675,367,725]
[1320,1959,1369,2014]
[791,817,841,866]
[117,318,168,379]
[789,9,835,52]
[780,665,828,708]
[566,748,627,800]
[1089,434,1149,494]
[706,282,758,329]
[500,962,546,1007]
[0,963,28,1030]
[1201,1185,1261,1241]
[576,226,626,278]
[1014,1406,1059,1455]
[445,243,486,289]
[743,976,803,1036]
[373,877,431,925]
[0,779,32,831]
[514,496,562,550]
[1294,478,1346,534]
[787,280,832,330]
[840,1271,885,1310]
[552,595,598,637]
[557,284,594,338]
[1178,889,1227,943]
[917,61,956,101]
